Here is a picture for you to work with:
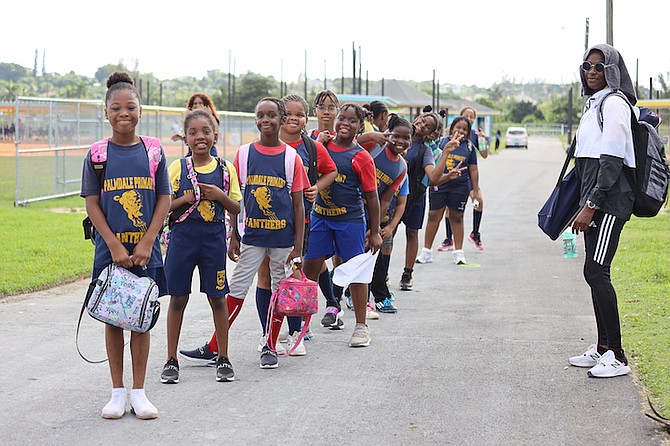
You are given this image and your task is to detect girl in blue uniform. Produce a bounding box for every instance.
[80,71,171,420]
[303,103,382,348]
[161,109,241,384]
[423,116,480,265]
[367,114,410,313]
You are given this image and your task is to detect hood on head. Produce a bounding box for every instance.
[580,43,637,105]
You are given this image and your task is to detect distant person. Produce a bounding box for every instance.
[81,71,171,419]
[362,100,389,133]
[495,129,501,151]
[172,93,220,157]
[567,43,637,378]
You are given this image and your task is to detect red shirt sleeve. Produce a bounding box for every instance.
[352,149,378,193]
[291,153,310,192]
[389,169,407,191]
[316,142,336,175]
[359,140,377,152]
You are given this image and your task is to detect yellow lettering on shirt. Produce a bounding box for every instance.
[313,203,348,216]
[104,176,154,192]
[376,169,393,187]
[244,217,288,230]
[116,231,146,244]
[334,173,347,183]
[246,175,286,188]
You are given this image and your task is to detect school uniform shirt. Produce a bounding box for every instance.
[234,142,309,248]
[168,157,242,222]
[313,142,377,222]
[286,138,337,221]
[371,145,407,223]
[435,137,478,191]
[80,140,171,269]
[404,140,436,192]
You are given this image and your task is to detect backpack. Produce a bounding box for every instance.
[159,156,231,251]
[301,134,318,185]
[83,136,163,242]
[235,143,297,238]
[597,91,670,217]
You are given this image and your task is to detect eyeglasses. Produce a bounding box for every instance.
[316,105,338,112]
[581,61,613,72]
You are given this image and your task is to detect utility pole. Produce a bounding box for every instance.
[584,18,589,51]
[606,0,613,45]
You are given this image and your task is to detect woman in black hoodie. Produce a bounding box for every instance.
[567,43,637,378]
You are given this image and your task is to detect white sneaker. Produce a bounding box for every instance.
[453,249,466,265]
[129,389,158,420]
[101,388,126,419]
[287,332,307,356]
[258,335,287,355]
[587,350,631,378]
[416,248,433,264]
[278,331,289,344]
[349,323,372,347]
[366,303,380,320]
[568,344,601,368]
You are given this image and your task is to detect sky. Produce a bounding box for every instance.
[4,0,670,90]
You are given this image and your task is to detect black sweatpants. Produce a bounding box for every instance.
[583,211,627,356]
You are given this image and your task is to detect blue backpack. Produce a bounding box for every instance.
[597,91,670,217]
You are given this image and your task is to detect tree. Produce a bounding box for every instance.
[539,83,582,124]
[509,100,544,123]
[33,49,38,77]
[234,71,278,112]
[94,63,129,84]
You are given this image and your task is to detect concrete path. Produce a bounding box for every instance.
[0,136,666,445]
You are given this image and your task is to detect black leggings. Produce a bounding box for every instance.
[583,212,626,356]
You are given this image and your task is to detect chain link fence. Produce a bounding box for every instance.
[6,97,255,206]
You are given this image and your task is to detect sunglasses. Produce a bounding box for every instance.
[581,61,613,72]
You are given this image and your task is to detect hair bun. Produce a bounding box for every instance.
[107,71,134,88]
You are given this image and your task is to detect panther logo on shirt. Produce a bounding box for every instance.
[251,186,278,220]
[114,190,147,231]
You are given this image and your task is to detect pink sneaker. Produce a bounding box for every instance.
[437,239,454,252]
[468,233,484,251]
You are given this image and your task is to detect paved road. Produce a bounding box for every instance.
[0,136,666,445]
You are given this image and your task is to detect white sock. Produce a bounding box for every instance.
[130,388,158,419]
[101,388,126,419]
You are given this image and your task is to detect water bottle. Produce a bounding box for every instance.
[562,230,577,258]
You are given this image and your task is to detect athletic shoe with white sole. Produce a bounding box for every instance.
[348,323,372,347]
[260,345,279,369]
[257,335,286,355]
[376,296,398,313]
[287,332,307,356]
[160,357,179,384]
[399,270,413,291]
[179,343,217,366]
[416,248,433,264]
[568,344,601,368]
[468,232,484,251]
[587,350,631,378]
[215,356,235,382]
[437,238,454,252]
[366,303,380,320]
[453,249,466,265]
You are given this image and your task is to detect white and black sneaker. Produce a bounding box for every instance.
[216,356,235,382]
[260,345,278,369]
[568,344,601,368]
[587,350,631,378]
[160,357,179,384]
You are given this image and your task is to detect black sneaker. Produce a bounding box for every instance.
[376,296,398,313]
[321,306,338,327]
[161,357,179,384]
[216,356,235,382]
[179,343,217,366]
[399,271,413,291]
[260,345,278,369]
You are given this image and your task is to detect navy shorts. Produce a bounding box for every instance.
[429,183,469,212]
[401,193,426,230]
[304,215,366,262]
[164,220,229,298]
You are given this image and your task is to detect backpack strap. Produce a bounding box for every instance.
[217,157,231,196]
[171,157,201,226]
[236,144,251,238]
[596,90,631,131]
[88,136,162,190]
[284,144,297,190]
[301,134,318,185]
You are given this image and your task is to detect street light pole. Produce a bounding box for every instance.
[606,0,613,45]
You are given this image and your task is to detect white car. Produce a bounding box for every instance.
[505,127,528,149]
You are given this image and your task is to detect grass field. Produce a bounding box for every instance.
[0,155,668,419]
